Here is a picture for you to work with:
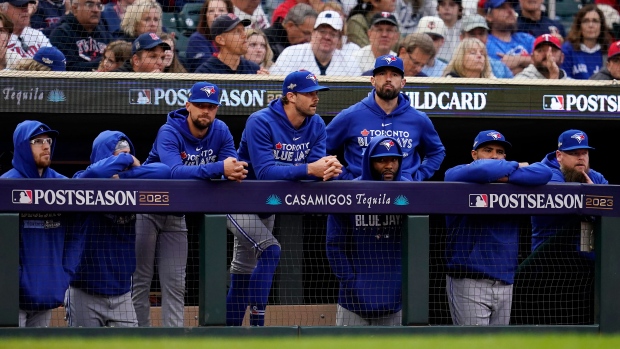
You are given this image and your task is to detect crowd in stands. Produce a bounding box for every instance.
[2,0,620,78]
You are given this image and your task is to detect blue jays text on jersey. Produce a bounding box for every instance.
[355,214,401,228]
[181,148,218,165]
[273,141,311,163]
[357,128,412,156]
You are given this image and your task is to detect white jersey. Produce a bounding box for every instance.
[234,5,271,30]
[5,27,52,68]
[269,43,362,77]
[353,45,397,73]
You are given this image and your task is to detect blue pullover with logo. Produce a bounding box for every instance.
[444,159,552,284]
[326,90,445,181]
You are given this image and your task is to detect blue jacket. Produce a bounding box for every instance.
[30,0,65,33]
[326,136,408,317]
[237,98,328,180]
[326,90,445,181]
[72,131,170,296]
[561,42,604,80]
[444,159,552,284]
[186,32,217,73]
[531,151,608,256]
[194,56,261,74]
[1,120,83,311]
[517,13,566,39]
[144,108,237,179]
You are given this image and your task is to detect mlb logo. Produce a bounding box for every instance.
[129,89,152,105]
[469,194,488,208]
[543,95,564,110]
[12,190,32,204]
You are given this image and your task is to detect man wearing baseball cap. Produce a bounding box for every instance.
[1,0,52,69]
[226,70,341,326]
[134,81,248,327]
[444,130,552,326]
[516,34,568,79]
[270,10,361,76]
[327,136,408,326]
[327,54,445,181]
[114,32,170,72]
[354,12,399,73]
[590,40,620,80]
[459,14,513,78]
[415,16,448,77]
[195,13,266,74]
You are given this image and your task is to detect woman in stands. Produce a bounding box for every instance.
[116,0,163,41]
[443,38,492,78]
[98,40,132,72]
[561,4,612,79]
[244,29,273,70]
[186,0,233,72]
[160,33,188,73]
[0,13,13,70]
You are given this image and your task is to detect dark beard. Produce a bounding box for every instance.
[191,115,210,130]
[376,86,400,101]
[535,62,549,75]
[561,166,590,183]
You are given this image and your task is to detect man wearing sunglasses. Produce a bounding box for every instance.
[1,0,52,69]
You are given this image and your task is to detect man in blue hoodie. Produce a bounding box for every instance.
[227,70,342,326]
[67,131,170,327]
[134,82,248,327]
[2,120,83,327]
[444,130,552,326]
[326,135,408,326]
[326,55,445,181]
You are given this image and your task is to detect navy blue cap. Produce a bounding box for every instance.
[132,32,171,55]
[558,129,595,151]
[373,55,405,76]
[210,13,252,39]
[282,70,330,95]
[484,0,515,10]
[188,82,221,105]
[30,122,59,139]
[33,46,66,72]
[472,130,511,150]
[4,0,36,7]
[371,138,403,158]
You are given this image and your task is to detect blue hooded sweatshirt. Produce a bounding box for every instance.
[326,136,408,318]
[326,90,445,181]
[531,151,608,257]
[1,120,84,311]
[237,98,328,180]
[444,159,552,284]
[72,131,170,296]
[144,108,237,179]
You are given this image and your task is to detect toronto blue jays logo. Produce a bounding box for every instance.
[306,73,318,84]
[487,131,503,140]
[200,86,216,96]
[379,139,395,151]
[383,55,397,64]
[571,132,586,143]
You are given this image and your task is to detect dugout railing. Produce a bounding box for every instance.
[0,179,619,336]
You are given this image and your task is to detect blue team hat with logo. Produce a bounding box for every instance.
[282,70,330,95]
[29,121,59,139]
[370,137,403,158]
[132,32,171,55]
[557,129,595,151]
[373,55,404,76]
[33,46,66,71]
[188,82,221,105]
[472,130,512,150]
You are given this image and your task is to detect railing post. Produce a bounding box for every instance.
[402,215,429,326]
[199,214,227,326]
[0,213,19,327]
[596,216,620,333]
[274,214,304,305]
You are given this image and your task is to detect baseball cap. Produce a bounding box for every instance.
[608,40,620,60]
[314,10,343,31]
[461,14,489,33]
[29,122,59,139]
[534,34,562,50]
[188,82,221,105]
[557,129,595,151]
[5,0,36,7]
[370,137,403,158]
[33,46,66,72]
[484,0,515,11]
[282,70,330,95]
[472,130,511,150]
[210,13,252,39]
[373,55,404,76]
[416,16,446,39]
[370,12,399,27]
[132,32,171,55]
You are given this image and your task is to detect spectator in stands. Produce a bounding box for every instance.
[322,1,361,58]
[195,14,267,74]
[13,44,66,71]
[114,32,169,72]
[271,0,322,24]
[396,0,437,36]
[97,39,131,71]
[30,0,64,32]
[346,0,397,48]
[116,0,162,41]
[49,0,111,71]
[186,0,233,73]
[444,130,552,326]
[160,32,187,73]
[460,13,513,78]
[396,32,436,76]
[68,131,170,328]
[264,3,317,62]
[590,39,620,79]
[415,16,448,76]
[327,55,445,180]
[443,37,492,77]
[327,135,407,326]
[270,10,362,76]
[436,0,463,63]
[1,0,52,69]
[353,12,399,73]
[516,0,566,39]
[515,34,569,79]
[1,120,83,328]
[485,0,534,76]
[561,4,611,79]
[232,0,270,30]
[244,28,273,69]
[101,0,135,35]
[0,12,13,70]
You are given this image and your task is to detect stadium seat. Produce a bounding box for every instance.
[174,30,190,60]
[162,12,178,32]
[177,3,202,36]
[548,0,583,31]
